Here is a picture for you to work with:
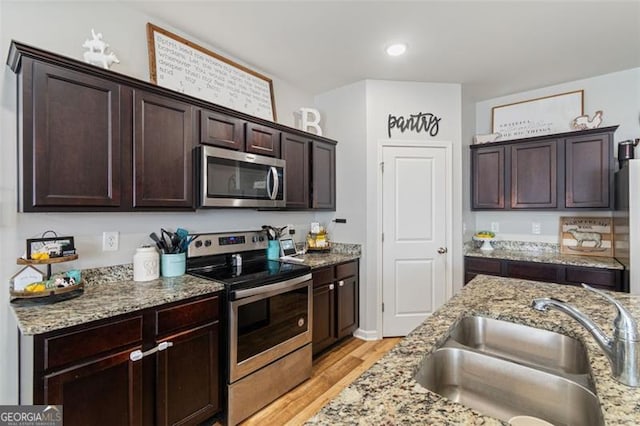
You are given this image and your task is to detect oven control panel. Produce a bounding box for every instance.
[188,231,268,258]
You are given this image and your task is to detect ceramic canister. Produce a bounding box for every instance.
[133,246,160,282]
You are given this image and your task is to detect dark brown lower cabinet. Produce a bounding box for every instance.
[464,256,625,292]
[26,293,222,426]
[312,260,359,355]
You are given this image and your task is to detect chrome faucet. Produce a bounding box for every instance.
[532,284,640,387]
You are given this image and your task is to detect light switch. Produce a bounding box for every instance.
[532,222,541,235]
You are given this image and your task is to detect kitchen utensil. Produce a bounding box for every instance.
[161,228,174,253]
[149,232,165,253]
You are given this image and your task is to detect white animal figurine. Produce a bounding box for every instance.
[82,29,109,54]
[571,110,603,130]
[566,228,602,248]
[83,50,120,69]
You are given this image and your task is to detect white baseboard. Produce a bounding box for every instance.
[353,328,380,341]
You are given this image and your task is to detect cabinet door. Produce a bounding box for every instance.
[27,61,121,210]
[471,146,505,209]
[281,133,310,208]
[246,122,280,157]
[312,283,336,355]
[336,276,359,339]
[199,109,245,150]
[511,140,557,208]
[133,90,195,209]
[156,323,220,426]
[565,133,612,208]
[43,348,143,426]
[311,140,336,210]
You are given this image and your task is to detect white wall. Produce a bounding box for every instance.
[474,68,640,242]
[0,1,319,404]
[315,80,462,337]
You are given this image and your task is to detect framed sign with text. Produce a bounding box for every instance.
[146,23,276,121]
[492,90,583,141]
[559,216,613,257]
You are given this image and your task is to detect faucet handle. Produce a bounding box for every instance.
[582,284,639,341]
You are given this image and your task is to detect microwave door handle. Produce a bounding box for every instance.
[271,167,279,200]
[267,166,277,200]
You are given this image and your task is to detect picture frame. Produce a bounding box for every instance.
[492,90,584,141]
[559,216,613,257]
[26,236,76,259]
[146,23,277,121]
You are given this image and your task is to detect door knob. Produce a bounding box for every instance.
[437,247,448,254]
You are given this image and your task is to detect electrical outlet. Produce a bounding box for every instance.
[102,231,119,251]
[490,222,500,233]
[532,222,541,235]
[287,224,295,235]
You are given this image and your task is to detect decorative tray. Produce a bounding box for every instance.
[10,282,85,304]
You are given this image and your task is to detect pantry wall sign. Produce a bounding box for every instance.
[146,23,276,121]
[492,90,583,141]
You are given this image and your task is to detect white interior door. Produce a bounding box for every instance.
[382,144,451,336]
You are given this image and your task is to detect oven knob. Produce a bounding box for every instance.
[194,240,203,248]
[259,236,265,242]
[204,240,212,247]
[252,236,258,243]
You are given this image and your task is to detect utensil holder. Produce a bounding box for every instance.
[267,240,280,260]
[161,252,186,277]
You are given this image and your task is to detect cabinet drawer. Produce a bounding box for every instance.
[505,262,559,283]
[465,257,502,275]
[312,267,335,287]
[44,316,142,371]
[156,295,219,337]
[336,261,357,280]
[564,267,618,289]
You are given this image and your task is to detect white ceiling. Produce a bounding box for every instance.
[130,1,640,101]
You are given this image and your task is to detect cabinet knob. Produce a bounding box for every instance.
[338,280,345,287]
[329,284,334,290]
[437,247,448,254]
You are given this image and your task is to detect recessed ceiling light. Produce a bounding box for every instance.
[386,43,407,57]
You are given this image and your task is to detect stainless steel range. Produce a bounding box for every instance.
[187,230,312,425]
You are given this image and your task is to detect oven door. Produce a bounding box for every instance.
[201,145,285,208]
[229,274,312,383]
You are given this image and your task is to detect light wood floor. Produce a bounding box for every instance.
[239,337,401,426]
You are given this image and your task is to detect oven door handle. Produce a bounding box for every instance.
[231,273,312,300]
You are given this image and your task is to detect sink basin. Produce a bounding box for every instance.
[415,347,604,426]
[448,316,590,375]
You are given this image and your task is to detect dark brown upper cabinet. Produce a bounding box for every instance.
[199,109,245,150]
[471,145,505,209]
[246,122,280,157]
[311,139,336,210]
[22,60,122,211]
[510,140,558,209]
[8,41,338,212]
[281,132,310,209]
[471,126,616,211]
[132,90,195,209]
[565,132,613,208]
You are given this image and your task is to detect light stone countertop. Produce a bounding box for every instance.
[307,275,640,425]
[465,247,624,270]
[11,270,224,336]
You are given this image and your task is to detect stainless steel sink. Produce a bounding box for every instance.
[448,316,590,375]
[415,347,604,426]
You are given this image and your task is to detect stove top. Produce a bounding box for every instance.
[189,259,310,289]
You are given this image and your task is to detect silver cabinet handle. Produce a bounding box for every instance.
[338,280,345,287]
[329,284,334,290]
[437,247,448,254]
[129,341,174,362]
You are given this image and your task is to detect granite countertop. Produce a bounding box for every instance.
[465,247,624,270]
[308,275,640,425]
[11,267,224,336]
[11,244,361,336]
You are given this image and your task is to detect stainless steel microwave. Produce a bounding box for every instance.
[199,146,286,208]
